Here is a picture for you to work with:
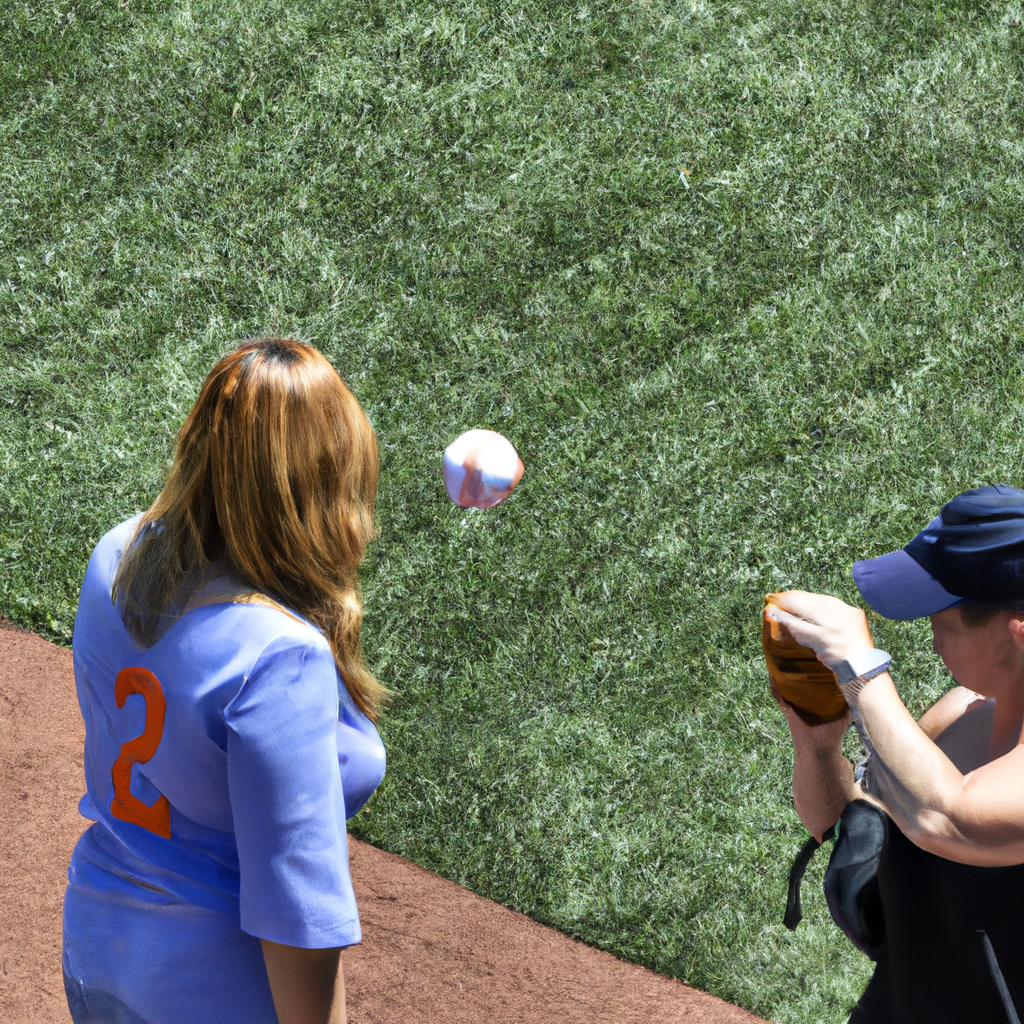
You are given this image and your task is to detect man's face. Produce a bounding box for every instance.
[929,605,1019,694]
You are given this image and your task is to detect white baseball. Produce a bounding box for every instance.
[443,429,524,509]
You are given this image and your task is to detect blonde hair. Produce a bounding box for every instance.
[112,337,387,720]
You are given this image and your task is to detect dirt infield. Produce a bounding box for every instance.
[0,620,767,1024]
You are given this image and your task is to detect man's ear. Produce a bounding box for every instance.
[1008,615,1024,651]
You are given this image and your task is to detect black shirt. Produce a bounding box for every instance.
[850,821,1024,1023]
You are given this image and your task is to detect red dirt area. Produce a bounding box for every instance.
[0,620,767,1024]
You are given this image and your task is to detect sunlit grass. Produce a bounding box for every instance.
[3,1,1024,1019]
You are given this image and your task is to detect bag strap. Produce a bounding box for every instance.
[979,930,1022,1024]
[784,825,836,930]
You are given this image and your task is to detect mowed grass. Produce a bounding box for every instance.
[3,0,1024,1019]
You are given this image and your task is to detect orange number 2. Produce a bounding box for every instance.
[110,667,171,839]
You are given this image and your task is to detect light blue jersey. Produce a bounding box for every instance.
[63,518,385,1023]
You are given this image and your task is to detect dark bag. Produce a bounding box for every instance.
[823,799,888,961]
[784,799,887,962]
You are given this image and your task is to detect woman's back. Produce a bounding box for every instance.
[65,517,386,1023]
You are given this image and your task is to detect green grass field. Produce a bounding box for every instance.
[3,0,1024,1019]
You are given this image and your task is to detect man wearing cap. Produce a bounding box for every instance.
[770,485,1024,1023]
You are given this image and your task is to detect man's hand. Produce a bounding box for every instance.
[764,591,874,671]
[771,681,853,751]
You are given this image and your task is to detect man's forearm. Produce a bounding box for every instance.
[849,673,965,844]
[792,742,857,842]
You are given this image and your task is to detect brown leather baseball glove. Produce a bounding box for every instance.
[762,593,853,722]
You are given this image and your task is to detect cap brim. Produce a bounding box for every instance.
[853,549,964,620]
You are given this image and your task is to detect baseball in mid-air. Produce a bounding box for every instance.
[443,429,524,509]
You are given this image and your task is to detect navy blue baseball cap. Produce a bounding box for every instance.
[853,486,1024,620]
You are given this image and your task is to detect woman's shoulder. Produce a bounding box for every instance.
[86,515,144,583]
[75,517,145,644]
[174,585,333,666]
[152,600,338,721]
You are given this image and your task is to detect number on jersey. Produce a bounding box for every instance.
[110,667,171,839]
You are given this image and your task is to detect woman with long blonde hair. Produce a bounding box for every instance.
[63,338,386,1024]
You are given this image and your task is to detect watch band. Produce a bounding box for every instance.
[834,649,892,701]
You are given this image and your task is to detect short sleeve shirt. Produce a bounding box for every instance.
[69,518,386,948]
